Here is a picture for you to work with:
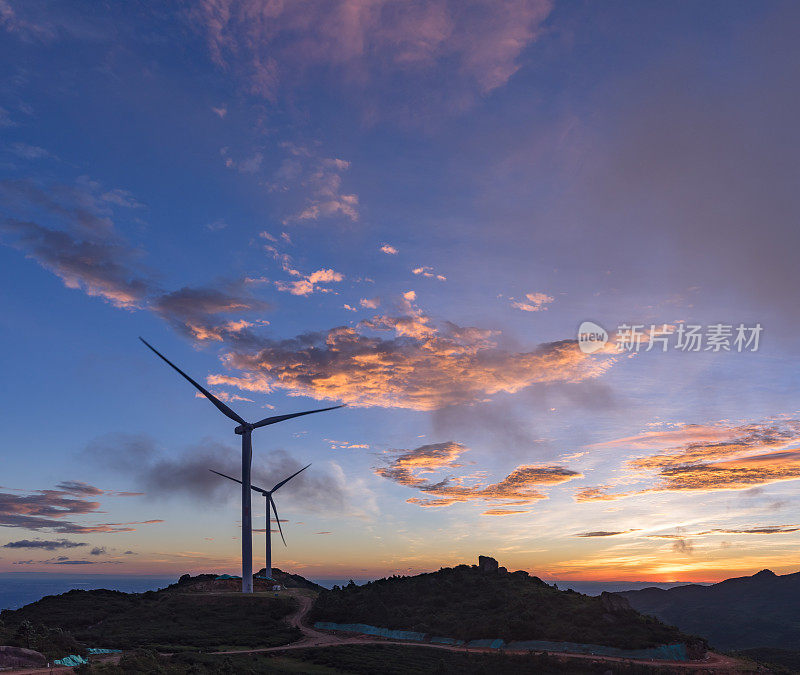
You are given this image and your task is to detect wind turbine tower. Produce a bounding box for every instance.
[139,338,343,593]
[210,464,310,579]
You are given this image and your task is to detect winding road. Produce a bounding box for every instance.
[212,589,751,672]
[10,590,750,672]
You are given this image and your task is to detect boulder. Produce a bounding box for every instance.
[0,646,47,668]
[478,555,499,573]
[498,566,508,576]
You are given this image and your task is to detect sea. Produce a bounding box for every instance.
[0,575,702,611]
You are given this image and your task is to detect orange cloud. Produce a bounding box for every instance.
[627,421,800,470]
[482,508,529,516]
[214,295,617,410]
[655,449,800,492]
[510,291,554,312]
[577,420,800,501]
[375,442,581,509]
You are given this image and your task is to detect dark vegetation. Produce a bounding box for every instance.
[620,568,800,650]
[1,586,299,650]
[735,648,800,674]
[310,564,700,650]
[75,645,692,674]
[0,617,84,660]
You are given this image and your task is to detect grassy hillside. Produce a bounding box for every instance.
[310,563,702,650]
[1,587,298,650]
[78,645,691,674]
[620,569,800,650]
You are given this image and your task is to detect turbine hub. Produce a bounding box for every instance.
[234,423,253,435]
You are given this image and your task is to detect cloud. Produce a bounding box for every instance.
[55,481,104,496]
[1,218,152,308]
[412,266,446,281]
[577,420,800,501]
[1,178,117,234]
[654,449,800,493]
[90,546,106,555]
[574,485,631,502]
[190,0,552,117]
[210,294,618,410]
[0,484,159,534]
[212,105,227,118]
[270,146,359,223]
[671,539,694,555]
[84,434,348,513]
[625,421,800,471]
[9,142,52,159]
[359,297,380,309]
[380,244,398,255]
[482,508,529,516]
[1,178,268,340]
[510,292,554,312]
[0,0,56,40]
[375,441,580,508]
[574,530,637,537]
[698,525,799,535]
[152,285,269,341]
[2,539,88,551]
[274,268,345,296]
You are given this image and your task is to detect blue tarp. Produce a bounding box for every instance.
[314,622,425,641]
[505,640,688,661]
[215,574,241,580]
[88,648,122,654]
[430,636,464,646]
[312,622,688,662]
[54,655,89,666]
[467,638,506,649]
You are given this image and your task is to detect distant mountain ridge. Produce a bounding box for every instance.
[619,568,800,650]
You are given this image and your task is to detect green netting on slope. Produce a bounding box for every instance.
[54,654,89,666]
[505,640,688,661]
[314,622,426,641]
[467,638,506,649]
[313,622,689,661]
[88,648,122,654]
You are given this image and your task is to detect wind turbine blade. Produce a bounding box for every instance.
[209,469,268,494]
[270,495,286,546]
[271,463,311,493]
[139,337,246,425]
[250,404,346,430]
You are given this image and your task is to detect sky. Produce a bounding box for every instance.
[1,0,799,583]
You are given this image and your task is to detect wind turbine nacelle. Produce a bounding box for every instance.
[234,424,251,435]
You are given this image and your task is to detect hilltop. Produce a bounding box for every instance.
[168,567,324,593]
[310,556,705,653]
[620,568,800,650]
[0,570,317,652]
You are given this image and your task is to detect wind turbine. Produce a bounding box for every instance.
[209,464,310,581]
[139,337,343,593]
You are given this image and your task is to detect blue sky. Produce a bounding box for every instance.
[1,0,799,580]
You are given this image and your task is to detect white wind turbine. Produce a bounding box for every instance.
[210,464,310,580]
[139,337,343,593]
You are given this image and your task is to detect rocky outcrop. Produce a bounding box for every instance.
[600,591,633,613]
[478,555,499,573]
[0,646,47,668]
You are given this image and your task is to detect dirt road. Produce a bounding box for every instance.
[212,589,750,672]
